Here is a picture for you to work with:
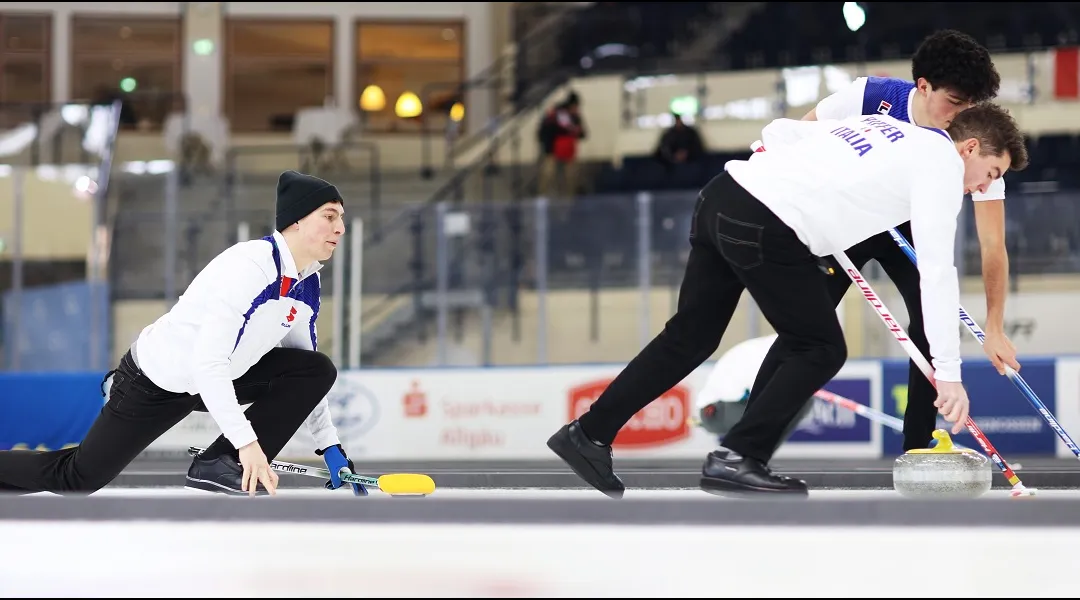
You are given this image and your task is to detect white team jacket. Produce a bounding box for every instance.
[727,114,965,381]
[134,230,340,452]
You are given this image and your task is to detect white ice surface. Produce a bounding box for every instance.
[2,487,1079,597]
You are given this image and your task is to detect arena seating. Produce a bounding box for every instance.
[548,2,1080,73]
[591,133,1079,195]
[718,2,1080,70]
[553,2,720,71]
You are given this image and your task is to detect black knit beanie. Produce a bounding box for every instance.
[275,170,343,232]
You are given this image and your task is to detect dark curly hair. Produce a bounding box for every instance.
[947,103,1029,172]
[911,30,1000,104]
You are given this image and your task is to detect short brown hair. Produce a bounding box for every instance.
[946,103,1029,171]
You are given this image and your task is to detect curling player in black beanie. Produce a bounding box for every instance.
[0,169,368,498]
[276,169,344,232]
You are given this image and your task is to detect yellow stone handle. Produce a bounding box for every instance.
[905,428,978,455]
[929,429,955,452]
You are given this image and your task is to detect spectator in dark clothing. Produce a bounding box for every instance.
[654,113,705,168]
[538,91,587,199]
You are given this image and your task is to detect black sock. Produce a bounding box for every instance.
[200,439,238,462]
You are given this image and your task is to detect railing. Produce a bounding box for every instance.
[416,2,583,179]
[418,78,503,179]
[69,3,1080,370]
[97,169,1080,371]
[344,130,535,354]
[101,4,578,317]
[221,140,382,244]
[192,181,1080,367]
[390,187,1080,366]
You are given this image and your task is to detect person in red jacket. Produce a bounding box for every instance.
[538,91,587,199]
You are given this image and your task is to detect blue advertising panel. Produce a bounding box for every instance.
[0,372,104,451]
[788,377,873,443]
[881,358,1057,456]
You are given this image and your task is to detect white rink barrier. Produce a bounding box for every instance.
[151,361,885,461]
[149,356,1080,462]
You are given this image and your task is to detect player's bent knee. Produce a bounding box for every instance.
[819,338,848,375]
[308,351,338,388]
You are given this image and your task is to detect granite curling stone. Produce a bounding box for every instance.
[893,429,992,499]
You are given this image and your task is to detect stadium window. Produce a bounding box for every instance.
[225,19,334,133]
[0,14,51,129]
[70,16,182,132]
[355,21,466,133]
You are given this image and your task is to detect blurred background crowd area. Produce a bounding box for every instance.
[0,1,1078,374]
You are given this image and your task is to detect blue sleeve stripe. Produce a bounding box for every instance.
[233,237,283,352]
[233,281,280,352]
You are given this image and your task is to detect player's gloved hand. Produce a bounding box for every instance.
[316,444,368,496]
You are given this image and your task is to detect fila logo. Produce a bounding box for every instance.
[877,100,892,115]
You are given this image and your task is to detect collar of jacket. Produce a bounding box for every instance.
[272,230,323,281]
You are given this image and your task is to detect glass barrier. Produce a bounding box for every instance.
[0,101,122,372]
[101,175,1080,370]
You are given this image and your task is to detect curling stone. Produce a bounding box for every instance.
[892,429,992,499]
[690,398,747,436]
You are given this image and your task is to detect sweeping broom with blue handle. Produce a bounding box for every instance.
[886,227,1080,460]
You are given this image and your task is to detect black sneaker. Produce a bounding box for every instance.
[547,420,625,499]
[185,453,270,496]
[699,447,808,498]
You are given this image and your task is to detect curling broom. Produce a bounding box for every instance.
[832,251,1036,497]
[187,446,436,496]
[886,226,1080,461]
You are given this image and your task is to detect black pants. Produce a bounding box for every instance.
[745,222,938,451]
[576,173,847,463]
[0,346,337,494]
